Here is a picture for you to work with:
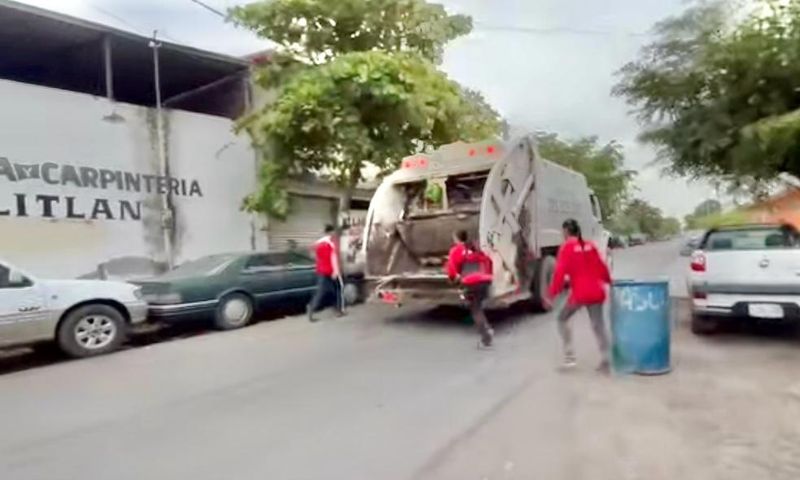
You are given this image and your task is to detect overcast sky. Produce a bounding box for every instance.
[20,0,714,217]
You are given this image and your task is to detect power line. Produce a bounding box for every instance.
[188,0,227,19]
[89,3,184,43]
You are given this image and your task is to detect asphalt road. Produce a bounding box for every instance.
[1,241,799,480]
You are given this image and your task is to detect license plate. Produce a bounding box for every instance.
[748,303,784,319]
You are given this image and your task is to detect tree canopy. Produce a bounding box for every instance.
[614,0,800,193]
[232,0,500,218]
[535,133,634,219]
[231,0,471,65]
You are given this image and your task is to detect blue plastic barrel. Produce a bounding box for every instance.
[610,279,671,375]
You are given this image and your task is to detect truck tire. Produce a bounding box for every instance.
[342,281,362,306]
[691,313,717,335]
[57,304,127,358]
[530,255,556,312]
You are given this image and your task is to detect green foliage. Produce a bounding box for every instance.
[615,0,800,190]
[535,133,634,218]
[622,199,666,238]
[689,209,751,229]
[232,0,471,65]
[684,198,722,228]
[657,217,682,238]
[232,0,499,218]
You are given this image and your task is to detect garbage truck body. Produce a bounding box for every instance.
[364,135,608,309]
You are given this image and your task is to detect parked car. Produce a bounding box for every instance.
[688,224,800,334]
[628,234,647,246]
[0,258,148,357]
[135,251,363,330]
[680,235,703,256]
[609,235,628,249]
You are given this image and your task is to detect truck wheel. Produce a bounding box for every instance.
[57,304,126,358]
[530,255,556,312]
[342,282,362,306]
[214,293,254,330]
[691,313,717,335]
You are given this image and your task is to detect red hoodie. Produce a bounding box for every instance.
[446,242,493,286]
[548,237,611,305]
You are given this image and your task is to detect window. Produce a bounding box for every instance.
[589,194,601,219]
[705,227,800,251]
[267,252,314,266]
[0,264,33,289]
[244,253,314,271]
[161,255,237,278]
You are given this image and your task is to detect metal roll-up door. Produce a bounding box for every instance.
[269,195,336,251]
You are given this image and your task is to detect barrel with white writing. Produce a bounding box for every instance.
[610,279,671,375]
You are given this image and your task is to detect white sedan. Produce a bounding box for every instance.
[687,224,800,334]
[0,259,148,357]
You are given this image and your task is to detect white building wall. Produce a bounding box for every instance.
[0,79,264,279]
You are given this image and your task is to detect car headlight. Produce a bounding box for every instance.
[133,287,144,300]
[144,293,183,305]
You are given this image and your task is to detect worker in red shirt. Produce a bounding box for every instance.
[447,230,494,348]
[548,219,612,372]
[307,225,344,322]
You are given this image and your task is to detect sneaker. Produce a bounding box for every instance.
[596,359,611,375]
[307,306,318,323]
[562,351,577,369]
[480,328,494,348]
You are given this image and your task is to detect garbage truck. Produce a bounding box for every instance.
[363,134,608,310]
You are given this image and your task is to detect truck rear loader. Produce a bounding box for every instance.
[363,134,608,310]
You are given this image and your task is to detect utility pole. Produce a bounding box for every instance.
[149,30,174,269]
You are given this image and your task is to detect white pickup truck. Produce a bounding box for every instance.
[688,223,800,333]
[0,259,148,357]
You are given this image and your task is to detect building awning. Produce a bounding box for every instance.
[0,0,251,119]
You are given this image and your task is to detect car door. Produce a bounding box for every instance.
[239,254,288,308]
[0,263,50,348]
[281,252,317,301]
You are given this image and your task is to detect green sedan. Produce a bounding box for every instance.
[135,251,362,330]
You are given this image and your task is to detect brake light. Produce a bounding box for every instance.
[691,251,706,272]
[402,157,429,169]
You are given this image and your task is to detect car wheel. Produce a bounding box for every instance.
[214,293,254,330]
[691,313,718,335]
[57,304,126,358]
[342,282,362,306]
[530,255,556,312]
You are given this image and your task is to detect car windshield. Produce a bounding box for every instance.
[161,254,238,278]
[705,227,800,251]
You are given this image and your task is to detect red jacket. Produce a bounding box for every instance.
[446,242,493,286]
[314,236,338,277]
[549,237,611,305]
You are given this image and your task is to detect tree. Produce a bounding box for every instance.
[623,199,665,238]
[614,0,800,192]
[535,133,634,218]
[657,217,682,238]
[231,0,500,218]
[684,199,722,228]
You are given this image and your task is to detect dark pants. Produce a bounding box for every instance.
[465,282,492,344]
[308,275,342,314]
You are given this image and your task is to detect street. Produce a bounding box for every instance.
[1,241,800,480]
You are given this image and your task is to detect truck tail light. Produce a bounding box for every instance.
[691,251,706,272]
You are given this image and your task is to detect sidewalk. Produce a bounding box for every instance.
[417,312,800,480]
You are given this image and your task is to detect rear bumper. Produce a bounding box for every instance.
[691,295,800,321]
